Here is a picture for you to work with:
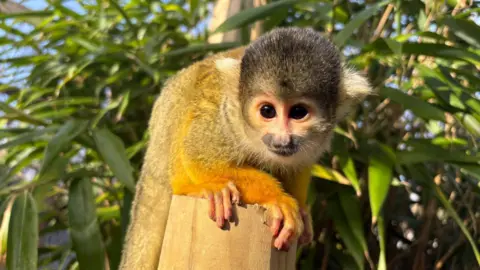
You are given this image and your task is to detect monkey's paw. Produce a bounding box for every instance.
[263,197,304,251]
[202,181,241,228]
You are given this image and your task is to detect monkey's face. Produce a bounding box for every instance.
[242,91,334,166]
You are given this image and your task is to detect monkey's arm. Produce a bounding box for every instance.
[172,155,304,249]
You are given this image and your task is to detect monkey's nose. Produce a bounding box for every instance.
[271,136,292,148]
[269,136,298,156]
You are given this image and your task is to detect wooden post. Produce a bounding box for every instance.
[157,195,298,270]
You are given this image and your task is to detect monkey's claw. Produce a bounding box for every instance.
[264,198,304,251]
[202,181,240,228]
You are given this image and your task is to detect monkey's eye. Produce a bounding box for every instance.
[260,104,276,119]
[289,105,309,120]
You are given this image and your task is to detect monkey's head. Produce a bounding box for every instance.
[216,27,373,166]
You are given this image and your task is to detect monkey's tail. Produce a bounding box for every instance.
[119,166,172,270]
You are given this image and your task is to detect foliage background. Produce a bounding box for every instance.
[1,0,480,269]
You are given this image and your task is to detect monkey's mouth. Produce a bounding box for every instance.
[269,147,298,157]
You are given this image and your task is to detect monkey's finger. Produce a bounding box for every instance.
[227,181,241,204]
[203,190,215,220]
[268,205,283,237]
[214,192,224,228]
[274,225,294,250]
[222,187,232,220]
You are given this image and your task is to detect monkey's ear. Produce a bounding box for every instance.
[215,57,241,95]
[336,67,374,122]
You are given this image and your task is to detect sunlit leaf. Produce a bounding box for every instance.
[377,215,387,270]
[312,164,351,185]
[368,143,395,223]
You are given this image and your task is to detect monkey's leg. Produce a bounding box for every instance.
[175,162,304,250]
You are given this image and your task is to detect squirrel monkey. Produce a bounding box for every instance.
[119,27,372,269]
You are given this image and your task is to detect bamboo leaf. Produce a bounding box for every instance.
[396,139,480,164]
[377,215,387,270]
[0,126,57,150]
[333,0,390,46]
[68,178,106,270]
[92,128,136,193]
[434,185,480,265]
[6,191,39,270]
[0,102,48,126]
[440,17,480,48]
[0,10,53,20]
[327,193,365,270]
[338,192,369,257]
[368,143,395,223]
[380,87,446,121]
[38,119,89,177]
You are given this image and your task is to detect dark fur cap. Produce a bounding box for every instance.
[239,27,341,116]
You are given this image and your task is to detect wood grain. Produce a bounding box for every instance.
[157,195,297,270]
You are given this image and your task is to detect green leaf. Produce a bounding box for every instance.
[0,10,53,20]
[0,197,13,255]
[68,178,106,270]
[368,143,395,223]
[456,113,480,137]
[376,215,387,270]
[340,156,361,195]
[396,139,480,164]
[380,87,446,121]
[338,192,368,253]
[38,119,89,177]
[327,193,365,270]
[0,102,48,126]
[441,17,480,48]
[434,185,480,265]
[0,126,57,150]
[70,37,101,52]
[108,0,136,31]
[402,42,480,64]
[7,191,39,270]
[367,40,480,64]
[212,0,298,34]
[36,155,69,183]
[92,128,136,193]
[333,0,390,46]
